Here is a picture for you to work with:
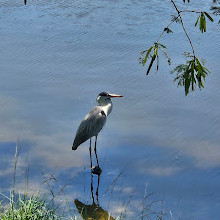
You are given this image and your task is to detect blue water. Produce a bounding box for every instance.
[0,0,220,219]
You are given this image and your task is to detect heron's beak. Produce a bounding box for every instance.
[109,93,123,98]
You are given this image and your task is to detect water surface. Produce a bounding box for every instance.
[0,0,220,219]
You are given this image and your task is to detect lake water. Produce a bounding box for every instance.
[0,0,220,219]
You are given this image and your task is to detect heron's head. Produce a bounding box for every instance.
[96,92,123,105]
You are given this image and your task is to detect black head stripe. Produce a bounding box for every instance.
[98,92,109,97]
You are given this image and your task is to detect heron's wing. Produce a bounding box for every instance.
[72,106,107,150]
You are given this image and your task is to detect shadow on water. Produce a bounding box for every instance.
[74,167,115,220]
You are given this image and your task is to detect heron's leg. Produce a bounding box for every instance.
[89,138,92,169]
[90,168,95,204]
[94,135,100,168]
[96,174,101,205]
[89,138,95,203]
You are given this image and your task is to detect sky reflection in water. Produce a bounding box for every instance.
[0,0,220,219]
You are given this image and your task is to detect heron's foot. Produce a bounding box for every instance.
[91,166,102,176]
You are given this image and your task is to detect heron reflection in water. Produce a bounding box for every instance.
[74,199,115,220]
[72,92,123,173]
[74,170,115,220]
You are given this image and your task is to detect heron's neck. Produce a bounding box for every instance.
[100,101,113,116]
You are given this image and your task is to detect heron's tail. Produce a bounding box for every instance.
[72,141,78,150]
[72,136,88,150]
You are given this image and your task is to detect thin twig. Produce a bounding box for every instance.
[156,14,180,43]
[170,0,196,58]
[180,9,217,15]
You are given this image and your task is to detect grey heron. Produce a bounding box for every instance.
[72,92,123,169]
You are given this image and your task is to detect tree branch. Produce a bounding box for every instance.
[170,0,196,58]
[156,14,180,43]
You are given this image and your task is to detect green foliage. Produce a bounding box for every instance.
[195,12,214,33]
[140,0,216,96]
[171,53,210,95]
[140,43,171,75]
[0,192,60,220]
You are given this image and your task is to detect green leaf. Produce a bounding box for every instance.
[201,80,204,88]
[154,46,158,56]
[200,13,203,32]
[157,54,159,71]
[146,55,156,75]
[170,57,210,95]
[197,63,202,78]
[185,61,191,75]
[185,77,190,95]
[143,45,154,65]
[200,13,206,33]
[196,59,203,85]
[203,66,211,74]
[146,45,158,75]
[191,61,195,75]
[203,14,206,32]
[191,61,195,88]
[158,43,166,48]
[195,16,200,27]
[159,46,171,65]
[204,12,214,22]
[171,64,187,74]
[196,12,214,33]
